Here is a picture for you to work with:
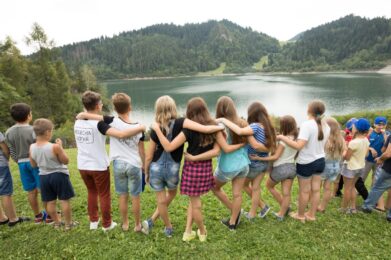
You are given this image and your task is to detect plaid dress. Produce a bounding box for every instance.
[180,160,214,196]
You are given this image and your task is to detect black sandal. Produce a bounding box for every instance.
[0,219,9,225]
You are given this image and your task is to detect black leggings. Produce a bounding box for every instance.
[337,177,368,200]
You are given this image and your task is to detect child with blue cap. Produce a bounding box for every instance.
[362,116,389,211]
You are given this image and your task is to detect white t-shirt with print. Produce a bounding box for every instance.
[296,119,330,164]
[74,119,109,171]
[109,117,143,168]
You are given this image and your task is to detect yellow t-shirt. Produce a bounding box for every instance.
[347,138,370,170]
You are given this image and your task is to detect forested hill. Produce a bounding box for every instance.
[264,15,391,72]
[58,20,280,79]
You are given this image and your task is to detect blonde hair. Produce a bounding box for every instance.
[325,117,345,160]
[155,95,178,135]
[33,118,54,136]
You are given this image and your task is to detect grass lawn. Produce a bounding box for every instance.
[1,146,391,259]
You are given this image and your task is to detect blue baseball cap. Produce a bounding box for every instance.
[345,118,358,131]
[374,116,387,125]
[354,118,371,132]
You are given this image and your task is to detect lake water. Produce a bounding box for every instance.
[104,73,391,126]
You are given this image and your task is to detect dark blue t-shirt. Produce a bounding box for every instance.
[366,131,386,163]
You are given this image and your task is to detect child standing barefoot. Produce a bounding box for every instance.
[341,118,370,213]
[251,115,298,220]
[318,117,346,212]
[278,100,330,222]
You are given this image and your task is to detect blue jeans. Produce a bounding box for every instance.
[363,168,391,211]
[113,160,142,196]
[149,152,180,192]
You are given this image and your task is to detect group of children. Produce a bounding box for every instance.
[1,91,391,243]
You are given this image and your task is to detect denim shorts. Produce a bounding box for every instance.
[247,161,268,179]
[18,161,40,191]
[40,172,75,202]
[296,157,325,179]
[321,160,341,182]
[341,165,365,179]
[270,163,296,182]
[0,166,13,196]
[113,160,142,196]
[214,165,249,183]
[149,152,180,192]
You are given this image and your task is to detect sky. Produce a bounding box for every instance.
[1,0,390,55]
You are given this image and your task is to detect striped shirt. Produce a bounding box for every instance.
[247,123,268,158]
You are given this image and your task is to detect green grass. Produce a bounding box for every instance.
[1,146,391,259]
[197,63,226,76]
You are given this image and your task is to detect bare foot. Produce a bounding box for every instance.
[122,223,129,231]
[134,224,142,233]
[304,212,316,221]
[289,212,305,223]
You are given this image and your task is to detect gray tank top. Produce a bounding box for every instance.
[30,143,69,175]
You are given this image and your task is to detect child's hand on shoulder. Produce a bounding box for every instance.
[151,122,160,132]
[370,148,378,157]
[276,134,285,141]
[55,138,63,148]
[139,124,146,132]
[375,157,383,165]
[216,118,226,124]
[76,112,88,120]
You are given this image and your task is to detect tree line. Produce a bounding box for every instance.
[0,24,107,145]
[264,15,391,72]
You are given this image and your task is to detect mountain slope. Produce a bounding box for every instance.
[265,15,391,72]
[58,20,280,79]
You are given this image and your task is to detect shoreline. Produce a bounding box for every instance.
[105,66,391,82]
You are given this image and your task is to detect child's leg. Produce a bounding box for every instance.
[297,177,311,217]
[150,189,177,223]
[248,173,265,217]
[190,196,205,235]
[371,167,385,210]
[266,177,282,205]
[342,177,355,209]
[60,200,72,226]
[307,175,322,218]
[0,200,7,221]
[185,201,193,234]
[212,179,232,210]
[131,195,141,229]
[46,200,59,224]
[1,196,18,222]
[229,177,245,225]
[119,194,129,230]
[80,171,99,223]
[244,179,265,209]
[386,189,391,210]
[355,177,368,200]
[318,180,332,211]
[156,190,172,228]
[27,189,40,216]
[278,179,293,216]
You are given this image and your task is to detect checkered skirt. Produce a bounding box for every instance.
[180,160,214,196]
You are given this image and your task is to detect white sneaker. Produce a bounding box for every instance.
[90,220,100,230]
[102,221,118,232]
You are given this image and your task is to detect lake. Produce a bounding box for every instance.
[104,73,391,126]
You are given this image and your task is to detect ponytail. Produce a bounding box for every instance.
[308,100,326,141]
[315,115,324,141]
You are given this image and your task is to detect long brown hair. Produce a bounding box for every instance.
[215,96,247,144]
[154,95,177,135]
[279,115,298,139]
[186,97,216,146]
[325,117,345,160]
[247,102,277,153]
[308,100,326,141]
